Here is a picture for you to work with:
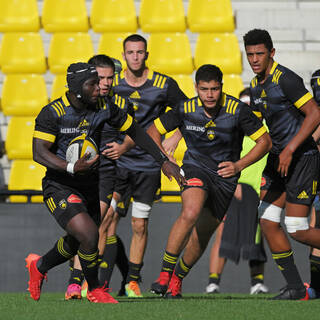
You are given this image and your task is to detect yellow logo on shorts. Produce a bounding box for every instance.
[59,199,67,209]
[297,191,309,199]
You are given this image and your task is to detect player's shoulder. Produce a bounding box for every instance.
[41,93,70,118]
[222,92,244,115]
[183,96,202,113]
[147,69,174,89]
[270,61,302,85]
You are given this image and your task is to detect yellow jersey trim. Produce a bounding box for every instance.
[249,126,267,141]
[33,130,56,143]
[119,115,133,132]
[294,92,312,109]
[154,118,167,135]
[61,93,70,107]
[269,61,278,75]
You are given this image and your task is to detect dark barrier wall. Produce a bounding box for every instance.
[0,203,310,294]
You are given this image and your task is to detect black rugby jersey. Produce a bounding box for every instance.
[250,61,317,155]
[113,69,187,172]
[311,74,320,105]
[154,93,267,176]
[33,93,133,187]
[97,92,134,172]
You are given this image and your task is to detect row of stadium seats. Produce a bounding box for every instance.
[0,0,234,33]
[1,73,243,116]
[0,32,242,75]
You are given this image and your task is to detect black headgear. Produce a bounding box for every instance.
[67,62,98,98]
[311,69,320,106]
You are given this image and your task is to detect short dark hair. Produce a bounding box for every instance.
[123,34,147,51]
[88,54,115,70]
[195,64,223,84]
[243,29,274,52]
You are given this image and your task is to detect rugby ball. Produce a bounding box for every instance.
[66,135,98,164]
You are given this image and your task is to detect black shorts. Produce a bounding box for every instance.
[181,164,237,221]
[99,166,117,205]
[114,167,161,217]
[42,178,100,229]
[219,183,267,264]
[261,152,320,206]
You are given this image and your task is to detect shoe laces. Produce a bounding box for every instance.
[67,283,81,293]
[89,285,113,301]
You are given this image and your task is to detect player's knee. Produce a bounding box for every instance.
[284,216,309,239]
[180,206,201,226]
[131,216,148,237]
[78,229,99,252]
[132,201,152,219]
[258,201,282,223]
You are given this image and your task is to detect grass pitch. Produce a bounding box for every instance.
[1,292,320,320]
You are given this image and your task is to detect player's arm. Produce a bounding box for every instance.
[278,73,320,176]
[104,135,135,160]
[33,108,98,174]
[218,105,272,178]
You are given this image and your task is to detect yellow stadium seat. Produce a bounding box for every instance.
[51,74,67,101]
[194,33,242,74]
[223,74,244,98]
[169,74,195,98]
[1,74,48,116]
[5,117,35,160]
[187,0,235,32]
[98,33,132,69]
[139,0,186,32]
[42,0,89,32]
[0,0,40,32]
[8,160,45,203]
[148,33,193,74]
[0,33,46,73]
[48,33,94,74]
[91,0,137,32]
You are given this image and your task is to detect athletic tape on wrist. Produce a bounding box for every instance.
[67,162,75,174]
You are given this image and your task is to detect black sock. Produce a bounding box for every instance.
[99,235,118,286]
[161,251,179,275]
[310,254,320,291]
[272,250,304,290]
[249,259,265,286]
[174,258,191,280]
[126,261,143,283]
[115,236,129,280]
[68,268,84,286]
[37,237,74,275]
[208,273,221,285]
[78,248,99,290]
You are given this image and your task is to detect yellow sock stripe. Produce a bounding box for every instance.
[272,251,293,260]
[77,250,98,261]
[179,259,189,273]
[106,235,117,245]
[209,273,219,279]
[310,258,320,265]
[253,274,264,280]
[163,253,178,264]
[57,237,73,259]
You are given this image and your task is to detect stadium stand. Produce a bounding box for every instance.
[50,74,67,101]
[0,0,319,202]
[148,33,193,74]
[187,0,235,32]
[139,0,186,32]
[48,32,94,74]
[1,74,48,116]
[0,33,46,74]
[169,74,196,98]
[5,117,35,160]
[91,0,138,32]
[42,0,89,32]
[0,0,40,32]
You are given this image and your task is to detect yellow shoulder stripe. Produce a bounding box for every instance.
[33,130,56,143]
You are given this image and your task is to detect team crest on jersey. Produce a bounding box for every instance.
[58,199,67,209]
[78,119,89,128]
[67,194,82,203]
[133,103,139,111]
[207,130,215,140]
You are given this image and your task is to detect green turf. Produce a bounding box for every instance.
[1,292,320,320]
